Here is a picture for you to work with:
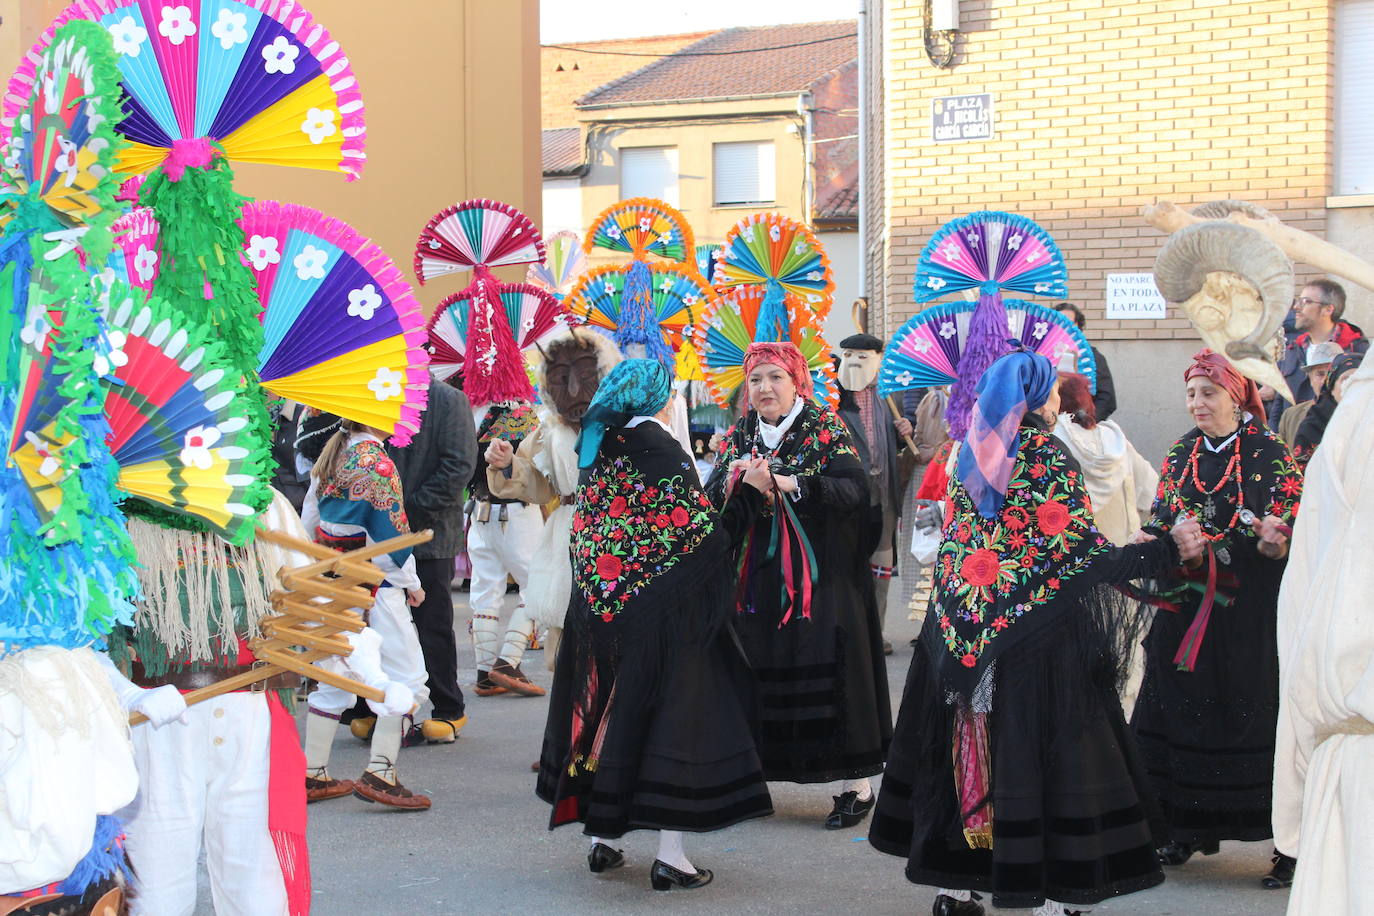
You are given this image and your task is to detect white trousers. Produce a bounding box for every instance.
[309,587,429,714]
[467,504,541,670]
[119,693,286,916]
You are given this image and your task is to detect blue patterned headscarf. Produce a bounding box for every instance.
[576,358,673,467]
[956,350,1057,517]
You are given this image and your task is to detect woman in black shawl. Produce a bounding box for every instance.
[535,359,775,892]
[1131,350,1304,888]
[1292,352,1364,465]
[704,341,893,830]
[868,351,1202,916]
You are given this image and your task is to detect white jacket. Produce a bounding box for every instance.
[1052,417,1159,546]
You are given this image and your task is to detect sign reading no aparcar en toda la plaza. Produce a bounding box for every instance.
[932,94,994,143]
[1104,273,1169,320]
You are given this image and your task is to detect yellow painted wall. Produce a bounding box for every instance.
[577,99,810,255]
[1,0,542,310]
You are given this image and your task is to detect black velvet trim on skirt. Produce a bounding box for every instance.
[869,589,1165,910]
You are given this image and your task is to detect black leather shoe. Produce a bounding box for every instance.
[650,860,712,891]
[1157,839,1219,866]
[824,789,877,829]
[587,843,624,874]
[932,892,984,916]
[1262,850,1296,889]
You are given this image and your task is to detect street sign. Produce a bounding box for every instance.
[931,94,994,143]
[1104,273,1169,319]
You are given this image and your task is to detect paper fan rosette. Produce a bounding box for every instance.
[584,197,694,262]
[911,211,1070,438]
[2,0,367,181]
[97,289,272,542]
[240,201,429,443]
[564,262,710,367]
[714,213,834,340]
[878,299,1096,398]
[694,285,838,409]
[413,198,550,407]
[525,230,586,300]
[427,283,568,384]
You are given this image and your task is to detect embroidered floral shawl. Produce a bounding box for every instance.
[932,424,1112,693]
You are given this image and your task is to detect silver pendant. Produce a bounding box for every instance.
[1216,546,1231,565]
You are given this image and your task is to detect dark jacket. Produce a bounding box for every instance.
[388,381,478,559]
[837,387,904,515]
[1090,345,1117,422]
[1273,320,1369,419]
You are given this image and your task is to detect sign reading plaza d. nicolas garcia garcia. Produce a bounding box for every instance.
[932,94,994,143]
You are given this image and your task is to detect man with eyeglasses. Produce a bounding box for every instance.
[1268,279,1368,427]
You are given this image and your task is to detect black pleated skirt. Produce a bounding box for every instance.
[535,618,774,837]
[870,610,1165,910]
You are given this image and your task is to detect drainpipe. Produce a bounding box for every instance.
[800,93,815,227]
[857,0,868,305]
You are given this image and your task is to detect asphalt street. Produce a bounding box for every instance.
[193,590,1292,915]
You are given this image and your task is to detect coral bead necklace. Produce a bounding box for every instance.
[1171,433,1244,542]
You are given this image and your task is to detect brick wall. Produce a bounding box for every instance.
[874,0,1333,341]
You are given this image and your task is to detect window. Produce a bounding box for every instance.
[713,141,776,206]
[1337,0,1374,194]
[620,146,679,206]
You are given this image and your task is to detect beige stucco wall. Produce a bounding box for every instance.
[2,0,542,312]
[576,98,809,259]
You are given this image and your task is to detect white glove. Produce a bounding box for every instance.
[914,500,943,533]
[340,628,387,686]
[366,682,415,717]
[95,652,189,728]
[130,685,189,728]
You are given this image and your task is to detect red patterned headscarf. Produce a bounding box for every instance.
[742,342,814,400]
[1184,349,1264,420]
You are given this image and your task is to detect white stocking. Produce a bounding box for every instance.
[497,602,535,667]
[471,610,502,672]
[938,888,972,901]
[588,835,612,850]
[843,776,873,800]
[656,830,694,872]
[366,715,404,779]
[304,708,339,773]
[1031,901,1068,916]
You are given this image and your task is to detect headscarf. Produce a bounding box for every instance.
[742,342,814,402]
[1296,352,1364,456]
[1056,371,1097,429]
[957,350,1056,517]
[575,358,672,468]
[1183,348,1264,421]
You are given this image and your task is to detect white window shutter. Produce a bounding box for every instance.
[714,141,776,206]
[620,147,679,206]
[1337,1,1374,194]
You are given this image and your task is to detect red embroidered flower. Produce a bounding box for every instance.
[992,615,1010,630]
[1047,578,1061,589]
[610,529,624,540]
[654,514,671,529]
[1029,462,1048,479]
[374,458,394,477]
[940,615,951,628]
[601,612,615,622]
[955,522,972,544]
[960,548,1000,587]
[596,554,623,580]
[1036,500,1071,535]
[960,653,978,668]
[1002,506,1030,531]
[819,427,833,444]
[1020,556,1034,568]
[670,506,690,527]
[1007,532,1027,550]
[1279,476,1302,497]
[609,496,627,518]
[572,515,586,532]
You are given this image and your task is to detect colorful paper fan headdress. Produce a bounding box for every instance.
[113,200,432,444]
[878,299,1096,399]
[910,211,1069,438]
[525,230,587,300]
[2,0,367,182]
[694,285,838,410]
[566,197,708,369]
[0,20,140,652]
[414,198,561,408]
[714,213,834,342]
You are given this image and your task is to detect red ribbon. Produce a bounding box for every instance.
[1172,545,1218,672]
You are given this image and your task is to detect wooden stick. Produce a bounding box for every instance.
[278,574,375,606]
[270,593,368,625]
[258,527,434,571]
[884,395,921,455]
[260,623,353,656]
[254,647,384,700]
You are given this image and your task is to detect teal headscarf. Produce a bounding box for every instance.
[575,358,673,468]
